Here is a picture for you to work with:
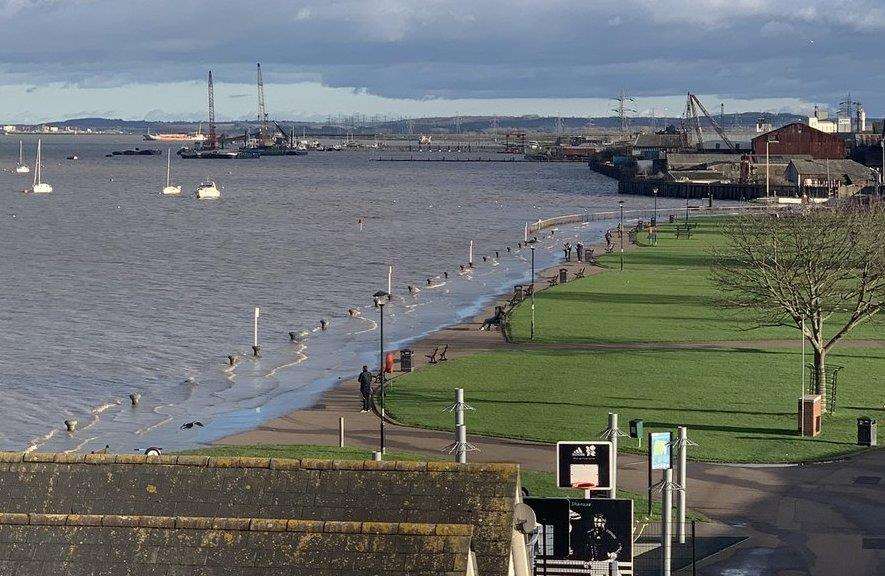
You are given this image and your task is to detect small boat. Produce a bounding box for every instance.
[162,149,181,195]
[30,140,52,194]
[66,155,78,160]
[15,141,30,174]
[195,180,220,200]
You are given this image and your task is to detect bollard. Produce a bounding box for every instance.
[129,393,141,407]
[339,417,345,448]
[65,419,78,432]
[227,355,239,367]
[288,331,298,341]
[662,468,673,576]
[495,250,500,259]
[253,307,260,352]
[252,345,261,358]
[372,451,382,461]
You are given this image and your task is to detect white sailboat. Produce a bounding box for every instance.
[15,141,30,174]
[31,140,52,194]
[195,180,220,200]
[162,149,182,195]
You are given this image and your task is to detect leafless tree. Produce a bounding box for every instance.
[711,203,884,409]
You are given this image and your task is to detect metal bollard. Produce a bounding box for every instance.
[129,393,141,407]
[339,417,345,448]
[372,451,382,461]
[64,419,78,432]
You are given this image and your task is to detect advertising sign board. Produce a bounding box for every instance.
[649,431,672,470]
[556,441,612,491]
[525,497,634,575]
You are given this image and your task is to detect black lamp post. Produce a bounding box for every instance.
[372,290,391,454]
[618,200,625,272]
[530,245,536,340]
[651,188,658,226]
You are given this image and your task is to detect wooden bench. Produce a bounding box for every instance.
[574,267,586,279]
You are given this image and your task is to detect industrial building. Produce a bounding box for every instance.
[752,123,846,159]
[785,158,876,189]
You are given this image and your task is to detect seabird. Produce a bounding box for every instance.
[180,421,204,430]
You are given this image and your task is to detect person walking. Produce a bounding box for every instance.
[358,365,373,413]
[648,224,658,246]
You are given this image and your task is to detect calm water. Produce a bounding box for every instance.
[0,135,688,453]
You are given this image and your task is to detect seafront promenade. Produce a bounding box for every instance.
[219,216,884,575]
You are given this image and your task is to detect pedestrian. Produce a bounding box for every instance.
[576,242,584,261]
[563,241,572,261]
[604,230,613,253]
[649,224,658,246]
[358,365,373,412]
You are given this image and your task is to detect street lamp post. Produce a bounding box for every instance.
[766,137,779,199]
[618,200,625,272]
[651,188,658,226]
[530,245,536,340]
[372,290,391,454]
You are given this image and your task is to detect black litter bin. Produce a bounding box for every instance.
[668,214,676,223]
[559,268,568,284]
[857,417,877,447]
[629,419,644,438]
[400,349,413,373]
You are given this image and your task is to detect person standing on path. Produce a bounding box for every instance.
[648,224,658,246]
[358,365,373,412]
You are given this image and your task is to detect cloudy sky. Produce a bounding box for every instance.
[1,0,882,122]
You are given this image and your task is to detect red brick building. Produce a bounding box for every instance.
[752,123,846,159]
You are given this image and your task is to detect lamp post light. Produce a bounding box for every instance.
[618,200,625,272]
[530,245,536,340]
[372,290,391,454]
[651,188,658,226]
[766,137,779,199]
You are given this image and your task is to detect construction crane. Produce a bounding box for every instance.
[256,63,269,137]
[682,92,737,151]
[207,70,217,150]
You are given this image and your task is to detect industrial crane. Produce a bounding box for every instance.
[682,92,737,151]
[207,70,217,150]
[257,63,269,137]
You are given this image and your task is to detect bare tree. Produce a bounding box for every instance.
[711,203,884,409]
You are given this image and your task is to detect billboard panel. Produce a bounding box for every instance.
[650,432,672,470]
[556,441,612,491]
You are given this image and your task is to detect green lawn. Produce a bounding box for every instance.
[508,219,883,343]
[385,347,883,463]
[188,443,683,519]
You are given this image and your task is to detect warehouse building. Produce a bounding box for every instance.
[752,123,846,159]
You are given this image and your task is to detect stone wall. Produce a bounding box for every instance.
[0,453,518,576]
[0,513,473,576]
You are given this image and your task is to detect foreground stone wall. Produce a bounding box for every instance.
[0,513,473,576]
[0,453,518,576]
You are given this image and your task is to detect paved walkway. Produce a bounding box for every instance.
[219,235,884,575]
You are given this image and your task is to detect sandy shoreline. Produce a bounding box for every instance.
[216,222,635,448]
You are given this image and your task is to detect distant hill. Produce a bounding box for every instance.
[12,112,811,135]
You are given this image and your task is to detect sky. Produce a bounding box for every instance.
[0,0,883,123]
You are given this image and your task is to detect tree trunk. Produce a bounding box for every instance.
[813,348,827,411]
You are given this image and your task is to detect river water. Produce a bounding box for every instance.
[0,135,689,453]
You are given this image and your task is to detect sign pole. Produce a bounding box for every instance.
[676,426,688,544]
[388,265,393,295]
[469,240,474,268]
[609,412,618,499]
[647,432,653,517]
[252,307,261,357]
[662,468,673,576]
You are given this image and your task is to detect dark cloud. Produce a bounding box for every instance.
[0,0,882,112]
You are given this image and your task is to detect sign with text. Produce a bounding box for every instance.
[556,441,612,491]
[525,497,634,575]
[649,431,672,470]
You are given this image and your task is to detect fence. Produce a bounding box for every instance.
[532,521,699,576]
[527,205,779,234]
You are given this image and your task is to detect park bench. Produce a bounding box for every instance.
[546,275,558,287]
[574,267,586,279]
[675,224,694,238]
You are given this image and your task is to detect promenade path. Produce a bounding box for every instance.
[220,258,885,575]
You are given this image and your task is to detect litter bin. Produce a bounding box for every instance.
[559,268,568,284]
[629,419,644,439]
[668,214,676,223]
[400,349,413,373]
[857,417,877,447]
